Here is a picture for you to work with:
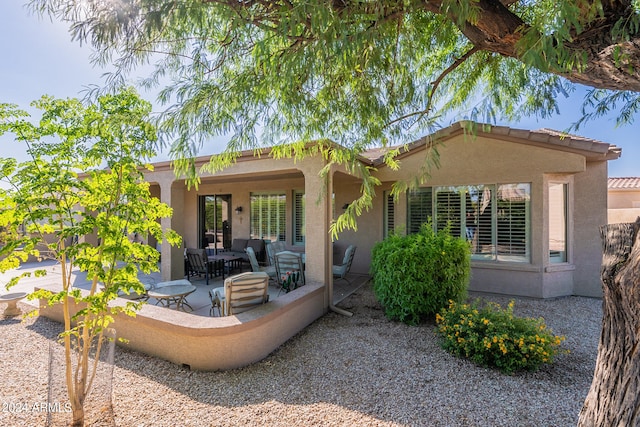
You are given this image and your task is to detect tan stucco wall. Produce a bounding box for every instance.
[608,189,640,209]
[608,189,640,224]
[608,208,640,223]
[38,282,326,371]
[572,161,608,297]
[375,135,586,184]
[144,131,611,299]
[181,175,305,249]
[332,173,382,275]
[346,134,605,298]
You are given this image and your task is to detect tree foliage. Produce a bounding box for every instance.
[26,2,637,142]
[0,88,181,426]
[27,0,640,235]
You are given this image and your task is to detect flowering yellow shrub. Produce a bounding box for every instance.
[436,300,566,374]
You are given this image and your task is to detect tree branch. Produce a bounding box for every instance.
[386,45,482,127]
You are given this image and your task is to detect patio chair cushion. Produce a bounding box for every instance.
[246,246,277,280]
[211,287,226,316]
[333,245,356,284]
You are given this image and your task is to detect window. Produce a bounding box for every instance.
[406,183,531,262]
[496,184,530,262]
[383,191,395,237]
[548,182,567,263]
[407,188,432,234]
[250,193,286,241]
[434,187,463,237]
[463,186,493,260]
[293,191,305,245]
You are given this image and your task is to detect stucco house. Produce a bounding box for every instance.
[39,120,622,371]
[608,177,640,224]
[146,121,620,302]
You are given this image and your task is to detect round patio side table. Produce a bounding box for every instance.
[0,292,28,317]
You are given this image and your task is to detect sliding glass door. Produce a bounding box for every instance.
[199,195,232,253]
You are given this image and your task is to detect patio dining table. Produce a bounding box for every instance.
[208,254,244,277]
[147,284,196,311]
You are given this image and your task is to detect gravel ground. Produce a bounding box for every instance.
[0,282,601,427]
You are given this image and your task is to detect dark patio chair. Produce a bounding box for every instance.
[186,248,214,286]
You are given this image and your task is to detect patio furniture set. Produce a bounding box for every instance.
[129,241,358,315]
[0,242,356,319]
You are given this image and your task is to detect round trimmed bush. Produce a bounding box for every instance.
[371,224,470,325]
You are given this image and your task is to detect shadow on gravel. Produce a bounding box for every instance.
[19,281,601,427]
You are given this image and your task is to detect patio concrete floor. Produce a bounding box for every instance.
[0,259,370,317]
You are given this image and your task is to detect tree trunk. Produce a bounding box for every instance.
[578,217,640,426]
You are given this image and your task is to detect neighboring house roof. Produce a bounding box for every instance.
[364,121,621,165]
[608,177,640,189]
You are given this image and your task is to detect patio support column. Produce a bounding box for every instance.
[301,158,333,311]
[158,177,186,281]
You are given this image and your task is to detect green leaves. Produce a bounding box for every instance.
[436,300,566,374]
[26,0,640,238]
[0,88,183,422]
[0,87,180,305]
[371,223,471,325]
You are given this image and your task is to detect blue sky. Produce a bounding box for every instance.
[1,2,638,177]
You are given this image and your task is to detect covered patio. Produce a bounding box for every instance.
[144,148,366,316]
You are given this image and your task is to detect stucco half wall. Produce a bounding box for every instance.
[38,282,326,371]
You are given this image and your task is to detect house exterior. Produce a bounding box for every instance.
[608,177,640,224]
[146,121,620,303]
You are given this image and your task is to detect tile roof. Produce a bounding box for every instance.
[608,177,640,189]
[363,121,621,165]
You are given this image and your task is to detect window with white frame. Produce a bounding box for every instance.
[406,183,531,262]
[293,191,305,245]
[250,192,286,241]
[548,182,568,263]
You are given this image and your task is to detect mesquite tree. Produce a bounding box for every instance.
[0,89,181,426]
[578,218,640,426]
[23,1,640,423]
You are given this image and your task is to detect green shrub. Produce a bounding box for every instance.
[371,223,470,325]
[436,300,566,374]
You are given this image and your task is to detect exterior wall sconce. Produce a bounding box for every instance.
[235,206,243,215]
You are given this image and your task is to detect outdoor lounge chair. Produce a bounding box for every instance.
[274,250,305,293]
[332,245,356,285]
[212,272,270,316]
[246,246,277,283]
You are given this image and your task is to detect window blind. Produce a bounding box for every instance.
[250,193,286,241]
[407,188,432,234]
[293,191,305,244]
